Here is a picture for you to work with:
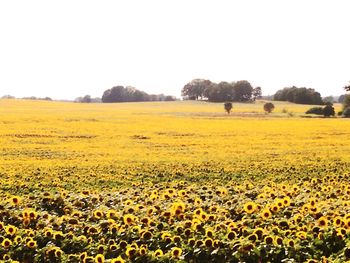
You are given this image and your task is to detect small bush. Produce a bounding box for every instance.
[323,104,335,117]
[224,102,233,114]
[305,107,323,115]
[263,102,275,113]
[343,107,350,118]
[338,111,343,116]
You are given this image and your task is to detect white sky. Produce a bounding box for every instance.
[0,0,349,100]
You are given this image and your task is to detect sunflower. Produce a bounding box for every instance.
[334,216,343,228]
[337,227,347,236]
[2,238,12,248]
[123,214,135,225]
[110,244,117,251]
[29,210,38,220]
[171,247,182,258]
[10,196,21,206]
[263,235,273,245]
[173,235,181,243]
[275,199,284,208]
[141,230,152,240]
[270,204,280,213]
[45,229,53,238]
[26,239,37,249]
[95,254,105,263]
[248,234,258,242]
[286,239,295,247]
[119,240,127,249]
[107,210,118,219]
[283,196,291,206]
[243,201,257,214]
[93,210,104,219]
[274,236,283,246]
[2,254,10,260]
[253,228,264,240]
[23,218,30,227]
[227,231,236,240]
[296,231,307,240]
[261,209,272,220]
[188,238,196,246]
[194,198,202,206]
[205,237,214,247]
[139,245,147,256]
[55,248,63,258]
[154,249,163,257]
[125,246,137,258]
[178,190,187,197]
[317,216,328,228]
[5,225,17,236]
[14,236,22,245]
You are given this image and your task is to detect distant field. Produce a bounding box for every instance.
[0,99,349,262]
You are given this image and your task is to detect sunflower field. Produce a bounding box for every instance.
[0,99,349,262]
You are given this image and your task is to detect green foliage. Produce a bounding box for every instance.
[252,87,262,101]
[342,95,350,110]
[306,107,324,115]
[102,86,175,103]
[182,79,213,100]
[182,79,257,102]
[274,87,323,105]
[224,102,233,114]
[343,107,350,118]
[323,96,334,103]
[323,104,335,117]
[263,102,275,113]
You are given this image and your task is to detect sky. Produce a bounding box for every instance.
[0,0,349,100]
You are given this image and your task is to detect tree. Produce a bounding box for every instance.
[343,107,350,118]
[252,87,262,101]
[81,95,92,103]
[224,102,233,114]
[344,83,350,92]
[181,79,212,100]
[343,94,350,110]
[306,107,324,115]
[323,103,335,117]
[273,87,323,105]
[232,80,253,102]
[263,102,275,113]
[322,96,334,104]
[338,95,345,103]
[102,86,175,103]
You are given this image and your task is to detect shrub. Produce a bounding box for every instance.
[224,102,233,114]
[305,107,323,115]
[343,95,350,110]
[263,103,275,113]
[323,104,335,117]
[343,107,350,118]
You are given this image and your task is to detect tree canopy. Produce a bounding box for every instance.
[182,79,260,102]
[344,83,350,92]
[274,87,323,105]
[102,86,176,103]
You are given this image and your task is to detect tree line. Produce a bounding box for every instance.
[181,79,262,102]
[101,86,176,103]
[273,87,323,105]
